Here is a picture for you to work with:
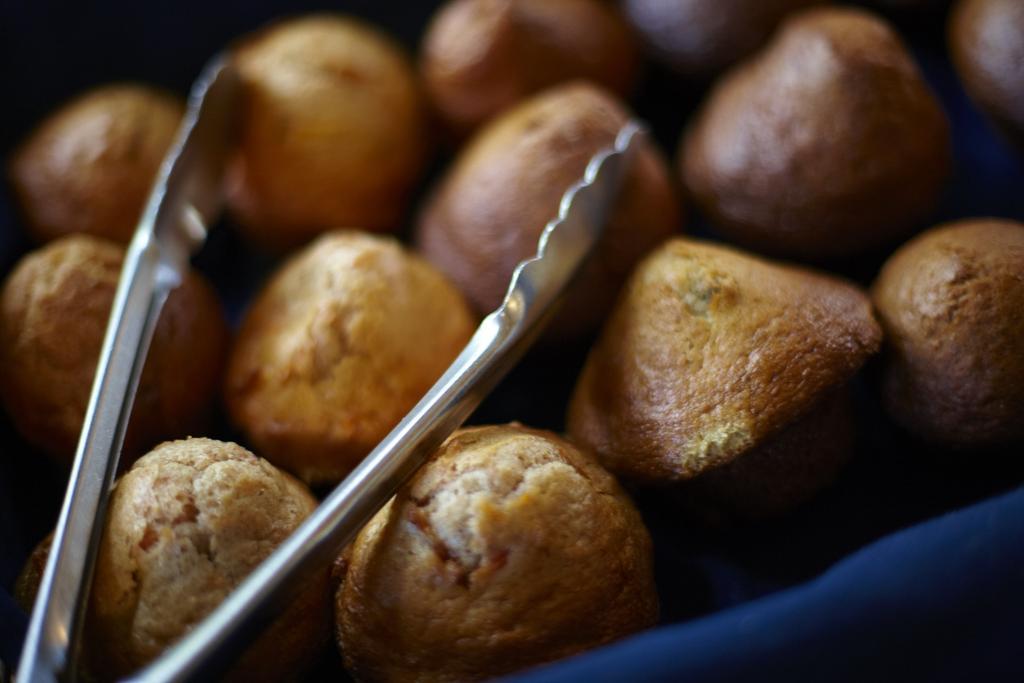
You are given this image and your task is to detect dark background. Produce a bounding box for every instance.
[1,1,1023,681]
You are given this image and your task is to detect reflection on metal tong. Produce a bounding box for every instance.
[16,56,240,683]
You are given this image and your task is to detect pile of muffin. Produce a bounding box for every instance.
[4,0,1023,680]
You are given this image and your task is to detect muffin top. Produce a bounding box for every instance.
[9,84,183,244]
[872,219,1024,447]
[421,0,638,136]
[568,238,881,481]
[228,14,428,247]
[0,234,227,462]
[226,231,475,485]
[682,6,950,259]
[338,424,657,682]
[89,438,320,676]
[416,80,679,339]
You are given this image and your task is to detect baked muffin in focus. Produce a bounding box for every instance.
[623,0,824,79]
[422,0,639,138]
[682,7,950,260]
[336,424,658,682]
[225,232,475,486]
[568,238,882,522]
[0,235,228,463]
[949,0,1024,148]
[16,439,330,680]
[872,219,1024,449]
[229,15,429,250]
[416,81,681,342]
[9,84,182,244]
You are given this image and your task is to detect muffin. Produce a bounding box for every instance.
[16,438,330,680]
[225,232,475,486]
[421,0,639,137]
[0,235,228,463]
[228,15,429,250]
[872,219,1024,449]
[336,424,658,682]
[623,0,824,79]
[949,0,1024,147]
[567,238,882,521]
[416,82,681,341]
[8,84,183,244]
[682,7,951,260]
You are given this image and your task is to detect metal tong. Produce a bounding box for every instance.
[16,57,240,683]
[17,53,646,682]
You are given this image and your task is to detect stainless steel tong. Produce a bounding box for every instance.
[16,57,240,683]
[16,53,645,682]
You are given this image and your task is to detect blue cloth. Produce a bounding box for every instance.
[509,486,1024,683]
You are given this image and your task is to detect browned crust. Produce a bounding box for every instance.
[8,84,183,245]
[337,424,658,682]
[0,235,229,464]
[225,232,475,486]
[681,6,950,259]
[90,438,327,679]
[227,14,429,250]
[567,237,881,482]
[15,440,331,681]
[416,81,681,341]
[421,0,639,137]
[872,219,1024,448]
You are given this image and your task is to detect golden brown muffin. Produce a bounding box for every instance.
[949,0,1024,148]
[872,219,1024,449]
[421,0,639,138]
[623,0,825,79]
[567,238,882,520]
[16,439,330,680]
[228,15,429,250]
[0,235,228,464]
[225,232,475,486]
[8,84,183,244]
[336,424,658,682]
[416,82,681,341]
[682,7,951,260]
